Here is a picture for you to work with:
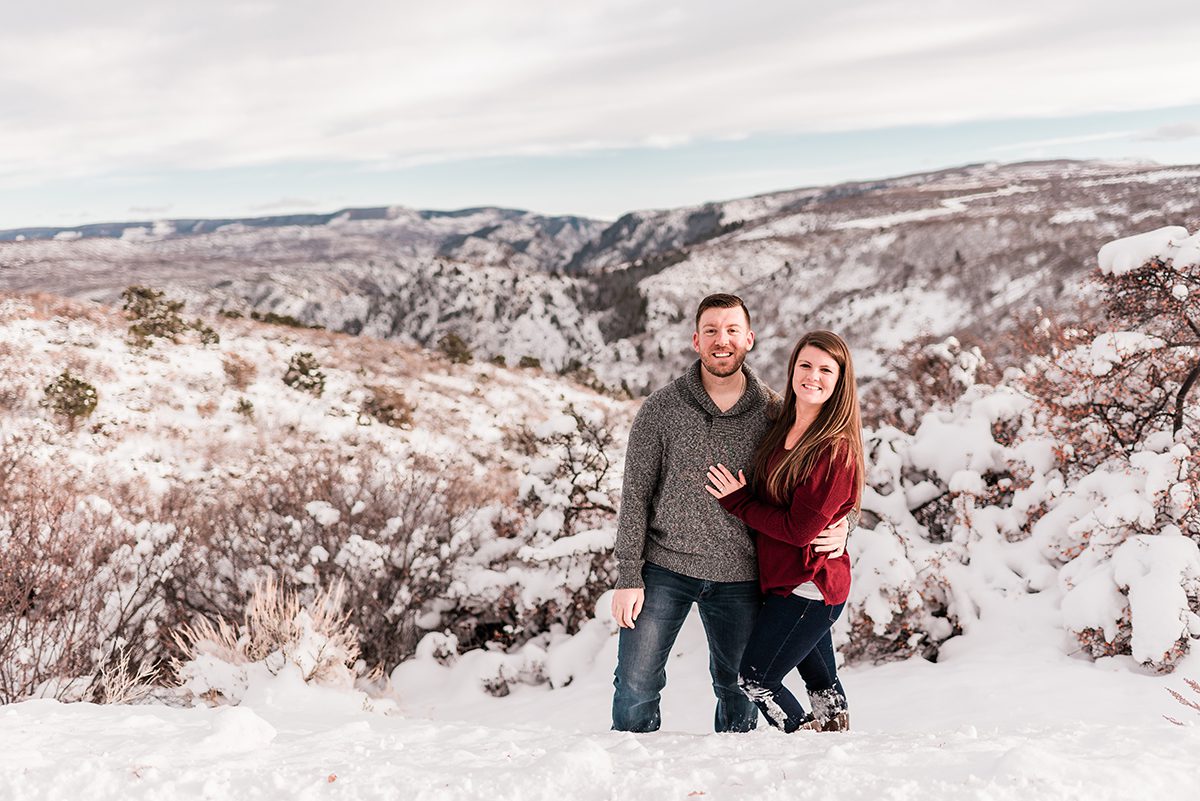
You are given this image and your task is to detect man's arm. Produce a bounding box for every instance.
[812,508,857,557]
[610,399,664,628]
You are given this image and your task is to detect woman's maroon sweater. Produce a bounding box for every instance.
[717,443,856,604]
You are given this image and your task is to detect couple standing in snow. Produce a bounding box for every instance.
[610,293,863,733]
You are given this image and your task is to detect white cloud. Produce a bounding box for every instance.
[2,1,1199,189]
[988,130,1138,152]
[250,197,321,211]
[1137,123,1200,141]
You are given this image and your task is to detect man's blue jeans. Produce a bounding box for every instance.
[611,562,760,732]
[737,592,846,732]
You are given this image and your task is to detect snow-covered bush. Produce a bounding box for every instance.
[282,351,325,396]
[163,442,488,670]
[0,438,179,703]
[1022,226,1200,670]
[861,335,996,432]
[41,370,98,429]
[438,332,473,364]
[358,385,414,428]
[191,319,220,346]
[393,404,623,695]
[122,285,187,346]
[841,382,1056,663]
[452,405,618,647]
[1028,227,1200,474]
[122,285,220,348]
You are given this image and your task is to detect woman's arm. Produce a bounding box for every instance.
[712,449,856,549]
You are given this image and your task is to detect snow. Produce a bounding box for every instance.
[1049,208,1097,224]
[1097,226,1194,275]
[1112,533,1200,664]
[830,186,1035,231]
[4,603,1200,800]
[305,500,342,526]
[1086,331,1167,376]
[1080,168,1200,187]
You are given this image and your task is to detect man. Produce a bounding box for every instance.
[610,293,849,733]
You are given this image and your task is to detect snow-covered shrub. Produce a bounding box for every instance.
[121,285,187,346]
[1044,449,1200,671]
[835,365,1074,666]
[358,385,414,428]
[41,370,97,429]
[234,397,254,419]
[163,442,486,670]
[513,403,618,539]
[449,404,619,648]
[282,351,325,396]
[1028,227,1200,475]
[438,332,473,364]
[191,319,220,346]
[1022,227,1200,670]
[861,335,996,432]
[122,285,220,348]
[0,439,180,703]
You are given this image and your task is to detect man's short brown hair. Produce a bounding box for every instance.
[695,293,751,330]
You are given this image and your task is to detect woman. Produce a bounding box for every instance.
[705,330,864,733]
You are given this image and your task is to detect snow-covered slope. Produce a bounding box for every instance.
[2,599,1198,801]
[3,222,1200,799]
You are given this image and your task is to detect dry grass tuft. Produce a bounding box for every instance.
[172,577,359,685]
[222,352,258,390]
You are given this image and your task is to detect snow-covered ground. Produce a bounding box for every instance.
[3,593,1198,801]
[4,224,1200,799]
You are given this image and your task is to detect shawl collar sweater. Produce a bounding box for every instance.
[613,360,780,589]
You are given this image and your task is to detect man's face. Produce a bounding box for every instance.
[692,306,755,378]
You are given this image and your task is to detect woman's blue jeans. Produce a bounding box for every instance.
[737,592,846,732]
[611,562,760,732]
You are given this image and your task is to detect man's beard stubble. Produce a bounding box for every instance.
[699,349,748,379]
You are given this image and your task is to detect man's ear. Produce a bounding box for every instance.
[746,331,755,351]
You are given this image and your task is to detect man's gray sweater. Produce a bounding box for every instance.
[613,360,781,589]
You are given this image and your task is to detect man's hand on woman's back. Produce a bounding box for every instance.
[812,515,849,558]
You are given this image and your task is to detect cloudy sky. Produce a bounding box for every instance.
[3,0,1200,228]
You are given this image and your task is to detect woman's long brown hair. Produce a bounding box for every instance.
[752,330,865,509]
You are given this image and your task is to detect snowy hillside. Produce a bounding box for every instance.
[4,160,1200,395]
[0,291,634,702]
[2,206,1200,799]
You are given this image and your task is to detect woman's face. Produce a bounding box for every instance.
[791,344,840,409]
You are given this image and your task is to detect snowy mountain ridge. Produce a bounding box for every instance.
[5,159,1200,395]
